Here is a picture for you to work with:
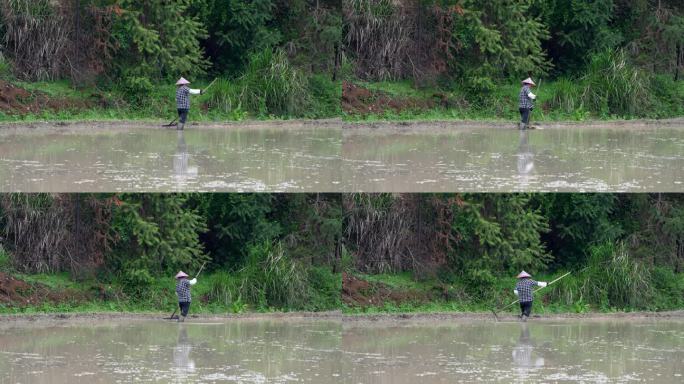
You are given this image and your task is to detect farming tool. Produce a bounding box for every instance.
[490,271,571,322]
[164,261,208,320]
[162,117,179,127]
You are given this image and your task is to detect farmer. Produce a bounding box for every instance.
[514,271,547,321]
[175,271,197,322]
[175,77,203,130]
[518,77,537,130]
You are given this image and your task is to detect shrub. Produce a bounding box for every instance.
[120,265,154,295]
[649,266,684,310]
[649,74,684,118]
[307,74,341,118]
[581,49,651,117]
[0,54,12,79]
[237,241,310,309]
[0,246,10,271]
[549,242,654,309]
[118,76,154,107]
[206,77,240,113]
[462,268,498,301]
[235,48,310,117]
[307,266,341,310]
[206,270,240,307]
[548,77,582,114]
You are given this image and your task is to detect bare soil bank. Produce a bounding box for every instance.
[342,117,684,131]
[1,310,683,326]
[0,118,344,133]
[1,117,683,133]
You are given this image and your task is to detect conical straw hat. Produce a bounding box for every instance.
[175,77,190,85]
[516,270,532,279]
[175,271,189,279]
[522,77,536,86]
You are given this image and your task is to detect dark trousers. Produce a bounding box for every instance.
[519,108,531,124]
[177,108,189,124]
[179,301,191,317]
[520,301,533,317]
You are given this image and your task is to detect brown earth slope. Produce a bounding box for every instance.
[342,81,438,115]
[0,271,89,306]
[0,80,94,115]
[342,272,429,307]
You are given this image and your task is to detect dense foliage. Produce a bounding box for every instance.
[343,193,684,310]
[0,0,680,119]
[343,0,683,81]
[341,0,683,119]
[0,193,341,310]
[1,193,682,312]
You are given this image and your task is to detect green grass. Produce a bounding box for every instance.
[357,80,432,98]
[342,268,684,315]
[359,272,431,291]
[1,71,681,123]
[344,77,684,122]
[0,267,342,315]
[2,267,682,316]
[0,76,338,123]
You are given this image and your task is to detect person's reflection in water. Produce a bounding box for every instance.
[512,323,544,371]
[516,130,535,185]
[173,130,198,186]
[173,326,196,381]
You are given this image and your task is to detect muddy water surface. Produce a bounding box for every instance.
[343,125,684,192]
[0,318,682,383]
[1,122,683,192]
[341,319,684,383]
[0,125,342,192]
[0,319,343,383]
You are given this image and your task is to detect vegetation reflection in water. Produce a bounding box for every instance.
[340,320,684,383]
[0,319,682,383]
[342,126,684,192]
[0,126,342,192]
[1,124,683,192]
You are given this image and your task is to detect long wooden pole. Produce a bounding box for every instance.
[194,261,207,279]
[203,78,218,93]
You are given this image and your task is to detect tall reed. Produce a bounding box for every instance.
[237,48,309,117]
[548,77,582,114]
[548,242,653,309]
[235,241,310,309]
[581,49,651,117]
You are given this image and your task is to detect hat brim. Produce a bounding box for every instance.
[175,77,191,86]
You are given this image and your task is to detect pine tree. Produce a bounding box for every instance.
[114,0,209,78]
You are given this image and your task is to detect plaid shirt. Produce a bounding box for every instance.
[176,279,192,302]
[176,85,190,109]
[519,85,534,109]
[515,278,539,302]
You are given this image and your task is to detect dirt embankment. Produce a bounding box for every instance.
[1,310,683,326]
[342,272,436,307]
[0,80,96,115]
[0,271,90,307]
[342,81,447,115]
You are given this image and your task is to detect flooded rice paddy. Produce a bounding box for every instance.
[0,121,683,192]
[0,124,342,192]
[342,125,684,192]
[0,318,682,383]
